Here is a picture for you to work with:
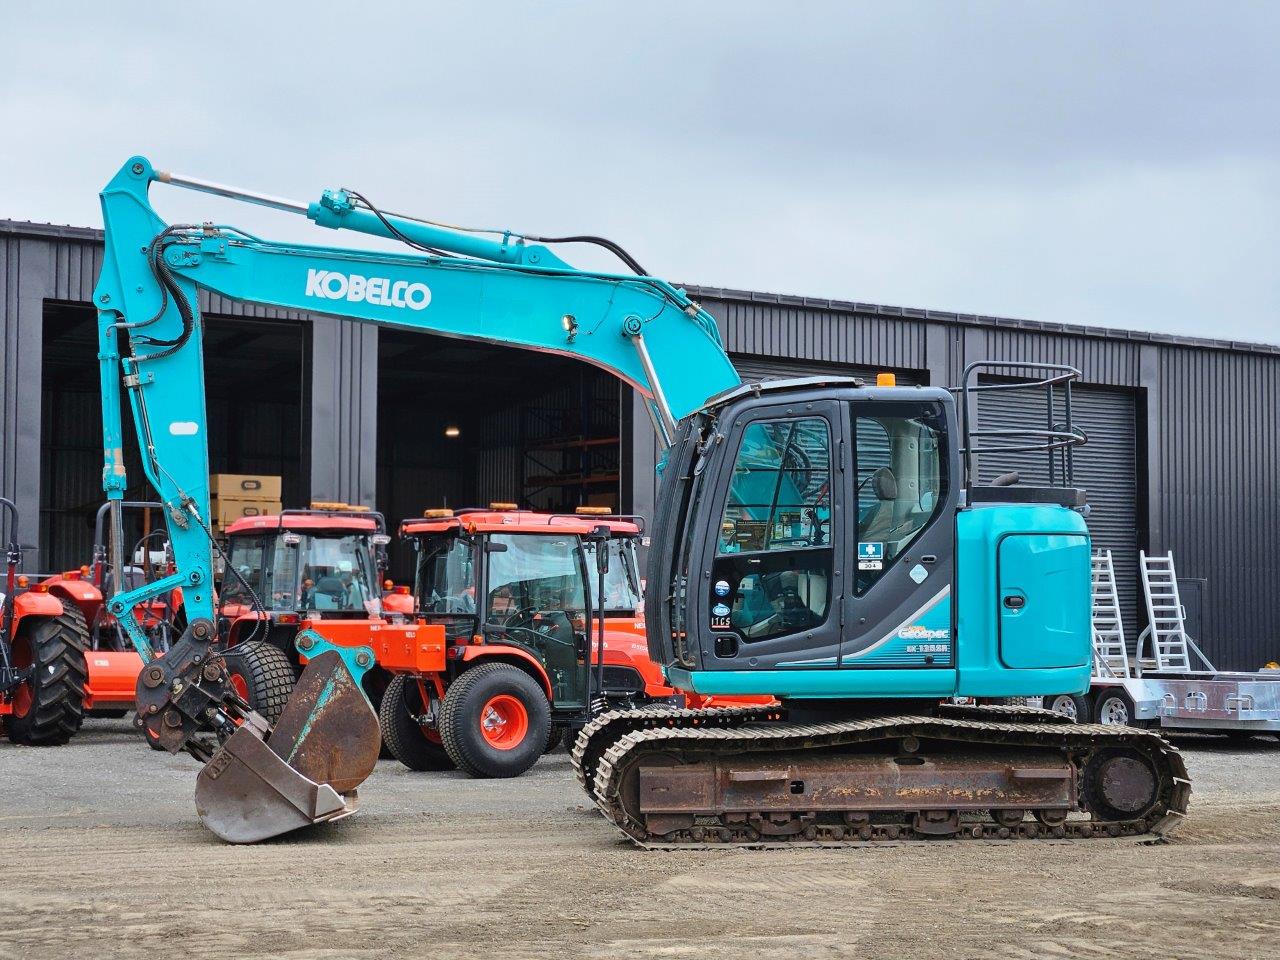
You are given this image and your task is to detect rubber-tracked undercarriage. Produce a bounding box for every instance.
[572,704,1190,848]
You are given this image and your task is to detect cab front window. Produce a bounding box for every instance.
[296,534,380,614]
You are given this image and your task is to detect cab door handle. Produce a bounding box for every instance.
[1003,595,1026,610]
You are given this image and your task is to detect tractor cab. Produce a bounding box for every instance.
[217,505,391,655]
[401,505,660,713]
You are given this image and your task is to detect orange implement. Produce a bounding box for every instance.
[82,650,143,709]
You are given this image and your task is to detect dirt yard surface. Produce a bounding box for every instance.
[2,720,1278,960]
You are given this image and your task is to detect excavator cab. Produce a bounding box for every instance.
[647,372,1093,698]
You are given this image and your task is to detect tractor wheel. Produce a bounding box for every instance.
[54,605,91,731]
[543,724,564,754]
[378,675,455,771]
[439,663,550,778]
[221,641,295,725]
[4,614,89,745]
[56,604,90,650]
[362,667,397,759]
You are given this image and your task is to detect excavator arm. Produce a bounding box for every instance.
[92,155,740,842]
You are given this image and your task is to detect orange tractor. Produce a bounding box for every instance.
[39,501,179,717]
[0,497,90,744]
[214,505,396,721]
[374,505,767,778]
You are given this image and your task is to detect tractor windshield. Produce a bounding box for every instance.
[293,533,380,614]
[220,531,380,615]
[486,534,586,624]
[220,534,270,609]
[581,538,643,614]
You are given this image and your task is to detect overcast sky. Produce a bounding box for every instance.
[2,2,1275,342]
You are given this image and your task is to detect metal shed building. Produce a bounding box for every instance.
[3,219,1278,671]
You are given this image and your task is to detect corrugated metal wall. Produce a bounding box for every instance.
[695,291,928,372]
[1157,347,1280,669]
[731,354,924,386]
[1,231,48,559]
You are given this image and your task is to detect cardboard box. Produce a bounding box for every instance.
[210,473,282,500]
[212,497,282,529]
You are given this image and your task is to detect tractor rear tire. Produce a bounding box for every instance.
[221,641,294,725]
[439,663,550,778]
[56,604,90,650]
[4,614,89,745]
[55,605,91,731]
[379,676,455,771]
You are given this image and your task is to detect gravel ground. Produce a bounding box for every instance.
[2,718,1279,960]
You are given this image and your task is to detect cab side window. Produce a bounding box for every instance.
[714,417,833,644]
[855,405,946,594]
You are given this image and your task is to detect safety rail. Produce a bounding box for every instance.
[956,361,1088,502]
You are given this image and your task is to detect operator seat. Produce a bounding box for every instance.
[858,466,899,543]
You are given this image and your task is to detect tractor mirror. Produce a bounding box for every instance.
[484,541,508,553]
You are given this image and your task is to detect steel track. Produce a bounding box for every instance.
[571,704,1191,849]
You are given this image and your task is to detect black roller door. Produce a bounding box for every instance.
[975,380,1140,639]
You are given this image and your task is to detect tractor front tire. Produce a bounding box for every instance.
[543,724,564,754]
[5,615,89,745]
[379,675,455,771]
[221,641,295,725]
[439,663,550,778]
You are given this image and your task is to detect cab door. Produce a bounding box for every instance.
[701,400,846,670]
[840,398,958,675]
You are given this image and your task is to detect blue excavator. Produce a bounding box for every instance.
[94,156,1189,845]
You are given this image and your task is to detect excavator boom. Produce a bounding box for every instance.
[94,156,739,842]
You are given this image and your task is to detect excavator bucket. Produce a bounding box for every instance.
[194,650,380,843]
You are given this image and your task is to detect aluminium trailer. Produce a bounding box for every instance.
[1043,550,1280,735]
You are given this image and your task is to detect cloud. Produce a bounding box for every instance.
[2,1,1275,341]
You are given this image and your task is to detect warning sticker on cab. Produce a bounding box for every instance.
[858,542,884,571]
